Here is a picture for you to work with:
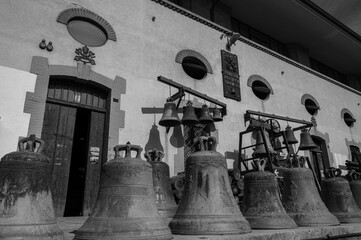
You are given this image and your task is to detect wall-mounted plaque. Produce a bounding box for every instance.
[221,50,241,101]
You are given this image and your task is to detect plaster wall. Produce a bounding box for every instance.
[0,66,36,158]
[0,0,360,175]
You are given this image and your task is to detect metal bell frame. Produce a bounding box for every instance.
[238,110,315,174]
[156,76,227,133]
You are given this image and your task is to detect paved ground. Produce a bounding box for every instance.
[57,217,361,240]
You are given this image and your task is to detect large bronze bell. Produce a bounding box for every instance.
[322,167,361,223]
[181,101,199,126]
[252,129,276,158]
[74,143,172,240]
[298,128,317,150]
[281,157,339,226]
[198,104,214,124]
[159,101,181,127]
[212,107,223,122]
[144,149,178,220]
[0,135,64,240]
[349,171,361,209]
[242,159,297,229]
[283,125,298,144]
[169,136,251,235]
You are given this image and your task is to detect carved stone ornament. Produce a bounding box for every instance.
[74,45,96,65]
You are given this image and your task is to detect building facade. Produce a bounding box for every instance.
[1,0,361,217]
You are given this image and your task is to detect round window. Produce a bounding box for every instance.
[67,18,108,47]
[344,112,356,127]
[252,80,270,100]
[182,56,207,80]
[304,99,319,115]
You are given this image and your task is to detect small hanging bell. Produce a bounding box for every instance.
[198,105,213,124]
[212,107,223,122]
[298,128,317,150]
[159,101,181,127]
[252,130,276,158]
[283,125,298,144]
[181,101,199,126]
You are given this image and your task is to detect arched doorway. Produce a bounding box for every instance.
[41,76,110,217]
[310,136,330,186]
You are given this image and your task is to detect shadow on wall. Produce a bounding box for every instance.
[170,126,184,148]
[144,124,164,153]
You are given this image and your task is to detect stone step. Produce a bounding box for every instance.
[57,217,361,240]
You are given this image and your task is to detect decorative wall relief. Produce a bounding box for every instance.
[39,39,53,52]
[221,50,241,101]
[75,45,96,65]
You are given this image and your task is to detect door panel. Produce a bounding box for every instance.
[42,103,77,216]
[82,111,105,216]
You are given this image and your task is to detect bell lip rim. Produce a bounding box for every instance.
[158,121,181,127]
[198,120,214,124]
[298,146,318,150]
[181,120,200,125]
[282,140,299,144]
[212,118,223,122]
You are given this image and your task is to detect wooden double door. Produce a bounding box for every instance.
[41,78,108,217]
